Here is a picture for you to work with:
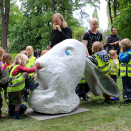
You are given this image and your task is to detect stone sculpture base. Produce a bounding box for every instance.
[24,107,90,121]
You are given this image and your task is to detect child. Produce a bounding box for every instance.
[0,47,5,68]
[26,46,36,76]
[88,42,112,103]
[0,67,6,118]
[20,50,30,102]
[109,50,119,83]
[76,75,90,101]
[6,54,40,119]
[119,38,131,105]
[0,47,5,118]
[1,53,12,70]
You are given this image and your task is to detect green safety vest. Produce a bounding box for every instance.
[120,52,131,77]
[79,75,87,84]
[94,54,111,76]
[28,56,36,76]
[110,59,119,77]
[7,65,25,92]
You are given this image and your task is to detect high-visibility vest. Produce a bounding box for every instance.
[94,54,111,76]
[1,63,12,69]
[79,75,87,84]
[120,52,131,77]
[25,61,32,76]
[28,56,36,76]
[7,65,25,92]
[110,59,119,77]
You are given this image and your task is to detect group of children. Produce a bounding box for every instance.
[0,45,48,119]
[0,38,131,119]
[76,38,131,105]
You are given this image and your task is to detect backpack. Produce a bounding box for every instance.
[0,67,10,90]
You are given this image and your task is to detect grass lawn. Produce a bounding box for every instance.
[0,78,131,131]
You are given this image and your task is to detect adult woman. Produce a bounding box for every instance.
[47,13,72,50]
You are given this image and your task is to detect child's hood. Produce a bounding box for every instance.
[94,50,109,62]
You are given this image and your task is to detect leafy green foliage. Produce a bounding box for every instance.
[73,26,85,42]
[113,0,131,40]
[8,0,100,53]
[102,29,111,44]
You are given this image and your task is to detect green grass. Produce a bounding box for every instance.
[0,78,131,131]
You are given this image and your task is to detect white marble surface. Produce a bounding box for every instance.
[28,39,86,114]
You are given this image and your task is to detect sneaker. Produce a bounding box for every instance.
[120,100,131,105]
[101,99,110,104]
[82,96,88,101]
[0,115,6,118]
[86,94,91,98]
[6,107,10,115]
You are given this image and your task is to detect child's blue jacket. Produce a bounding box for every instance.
[119,49,131,63]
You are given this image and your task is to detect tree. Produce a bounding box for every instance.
[106,0,118,27]
[0,0,10,52]
[92,8,100,28]
[8,0,100,53]
[113,0,131,40]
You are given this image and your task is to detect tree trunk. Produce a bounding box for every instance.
[113,0,117,19]
[108,0,113,27]
[1,0,10,52]
[52,0,55,12]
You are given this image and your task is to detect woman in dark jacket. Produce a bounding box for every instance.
[47,13,72,50]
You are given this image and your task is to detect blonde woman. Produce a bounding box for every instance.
[47,13,72,50]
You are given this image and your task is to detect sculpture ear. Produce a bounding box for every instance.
[84,58,120,98]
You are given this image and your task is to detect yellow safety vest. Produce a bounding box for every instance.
[79,75,87,84]
[94,54,111,76]
[120,52,131,77]
[7,65,25,92]
[110,59,119,77]
[28,56,36,76]
[1,64,12,69]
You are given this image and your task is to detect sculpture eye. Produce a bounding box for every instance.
[65,50,72,56]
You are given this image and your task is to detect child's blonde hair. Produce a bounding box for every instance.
[3,53,12,63]
[41,50,48,56]
[26,46,33,55]
[53,13,67,29]
[13,54,28,67]
[92,42,103,52]
[119,38,131,51]
[0,47,5,57]
[109,50,118,59]
[20,50,28,56]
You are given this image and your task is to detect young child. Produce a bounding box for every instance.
[26,46,36,76]
[88,41,112,103]
[20,50,30,102]
[109,50,119,83]
[0,47,5,68]
[0,67,6,118]
[6,54,40,119]
[0,47,5,118]
[76,75,90,101]
[1,53,12,70]
[119,38,131,105]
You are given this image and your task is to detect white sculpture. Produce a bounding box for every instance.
[28,39,86,114]
[28,39,120,114]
